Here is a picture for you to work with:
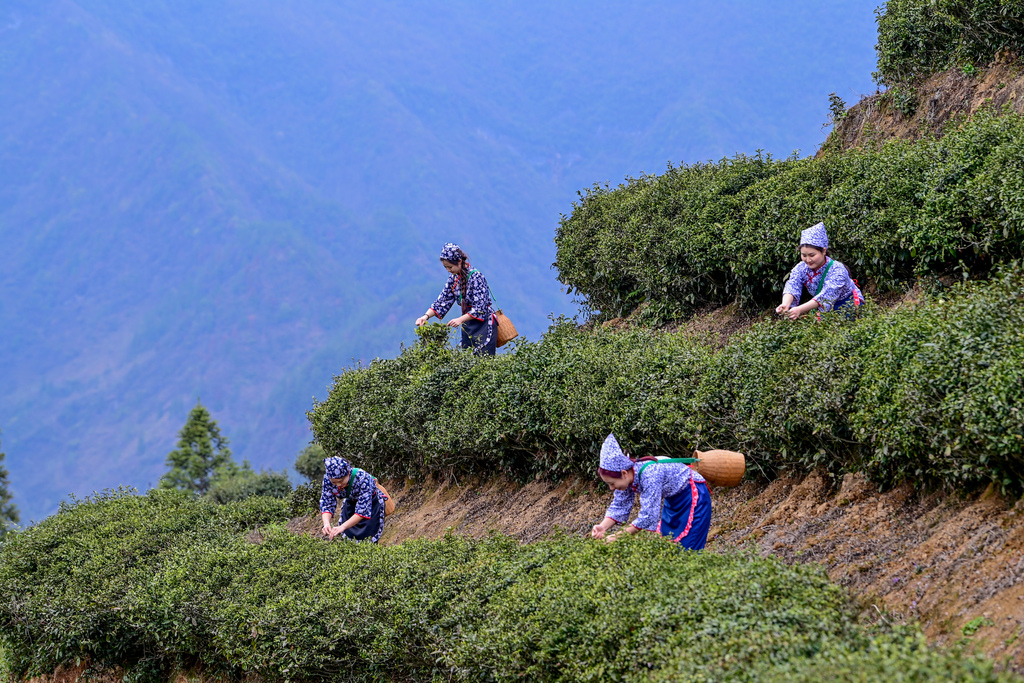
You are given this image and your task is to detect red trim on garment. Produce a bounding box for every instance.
[806,258,831,292]
[356,513,371,519]
[673,477,699,542]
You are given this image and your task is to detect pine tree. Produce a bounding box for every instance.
[160,401,235,495]
[0,431,20,539]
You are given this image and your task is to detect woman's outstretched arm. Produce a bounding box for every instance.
[326,512,364,539]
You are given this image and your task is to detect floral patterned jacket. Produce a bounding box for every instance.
[320,468,379,518]
[431,269,495,321]
[783,258,863,312]
[605,461,707,531]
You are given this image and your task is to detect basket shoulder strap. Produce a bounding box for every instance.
[812,259,834,297]
[345,468,383,499]
[342,468,362,499]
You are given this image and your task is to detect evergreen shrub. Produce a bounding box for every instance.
[0,489,287,679]
[0,492,1014,683]
[554,112,1024,322]
[310,266,1024,493]
[875,0,1024,86]
[206,468,293,504]
[294,443,327,482]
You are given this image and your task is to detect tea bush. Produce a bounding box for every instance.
[554,111,1024,322]
[206,468,292,504]
[288,480,320,517]
[0,492,1015,682]
[294,443,327,482]
[875,0,1024,87]
[0,488,288,679]
[310,265,1024,493]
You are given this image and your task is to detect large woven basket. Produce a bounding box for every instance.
[376,483,397,516]
[494,310,518,348]
[690,449,746,487]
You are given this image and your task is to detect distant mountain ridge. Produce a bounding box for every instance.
[0,0,879,521]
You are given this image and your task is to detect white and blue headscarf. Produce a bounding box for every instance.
[324,457,352,480]
[598,433,634,474]
[800,222,829,250]
[440,242,463,262]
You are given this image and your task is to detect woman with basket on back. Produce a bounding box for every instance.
[320,456,394,543]
[415,242,516,355]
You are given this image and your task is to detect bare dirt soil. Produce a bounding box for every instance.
[366,470,1024,673]
[827,51,1024,153]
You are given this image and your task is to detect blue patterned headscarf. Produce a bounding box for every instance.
[324,457,352,480]
[440,242,463,262]
[598,433,634,474]
[800,222,829,250]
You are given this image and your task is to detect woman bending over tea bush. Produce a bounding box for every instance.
[591,434,712,551]
[416,242,497,356]
[776,223,863,320]
[320,457,388,542]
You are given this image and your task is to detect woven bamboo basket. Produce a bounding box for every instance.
[690,449,746,487]
[376,483,397,516]
[494,310,519,347]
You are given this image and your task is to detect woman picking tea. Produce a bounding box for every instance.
[776,222,863,320]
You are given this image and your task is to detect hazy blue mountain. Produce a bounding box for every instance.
[0,0,879,521]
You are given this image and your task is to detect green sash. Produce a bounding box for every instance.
[812,259,833,297]
[342,468,364,500]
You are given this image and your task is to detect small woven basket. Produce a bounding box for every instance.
[690,449,746,487]
[494,310,518,348]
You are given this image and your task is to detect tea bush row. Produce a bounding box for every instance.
[0,490,1014,683]
[309,265,1024,493]
[875,0,1024,86]
[554,110,1024,322]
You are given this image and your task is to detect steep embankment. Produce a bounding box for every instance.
[830,52,1024,153]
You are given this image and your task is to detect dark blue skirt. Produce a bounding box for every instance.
[657,480,712,550]
[460,314,497,356]
[339,492,385,543]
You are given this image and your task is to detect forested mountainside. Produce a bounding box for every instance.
[0,0,878,521]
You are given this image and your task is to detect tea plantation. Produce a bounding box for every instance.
[554,109,1024,323]
[0,489,1016,683]
[309,263,1024,495]
[4,3,1024,681]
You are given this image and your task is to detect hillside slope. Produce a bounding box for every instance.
[829,52,1024,152]
[0,0,880,522]
[366,472,1024,672]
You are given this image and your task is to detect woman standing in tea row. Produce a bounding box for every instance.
[415,242,498,356]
